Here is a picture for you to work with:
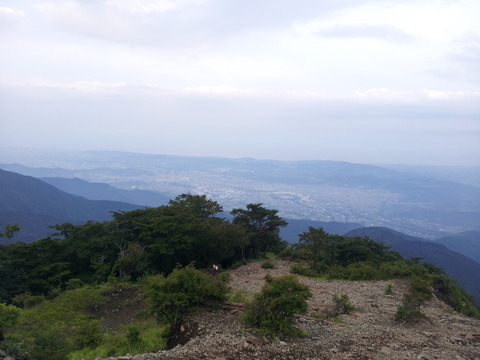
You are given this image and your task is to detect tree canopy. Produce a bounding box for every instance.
[231,203,288,257]
[0,195,286,303]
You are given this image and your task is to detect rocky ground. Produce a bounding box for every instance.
[94,260,479,360]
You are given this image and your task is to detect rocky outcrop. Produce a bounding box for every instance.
[96,261,480,360]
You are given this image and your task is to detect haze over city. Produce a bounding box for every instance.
[1,0,479,165]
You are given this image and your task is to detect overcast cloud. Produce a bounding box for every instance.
[1,0,479,165]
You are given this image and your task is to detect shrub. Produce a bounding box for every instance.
[126,325,141,345]
[329,294,354,318]
[394,293,426,322]
[409,277,432,303]
[0,303,22,340]
[277,246,294,259]
[0,304,21,328]
[30,328,70,360]
[242,274,312,338]
[3,334,30,359]
[265,252,276,260]
[145,265,229,328]
[325,265,349,280]
[290,263,319,278]
[73,317,103,348]
[394,277,431,322]
[11,292,45,308]
[430,274,480,319]
[344,262,380,281]
[66,279,84,290]
[261,261,275,269]
[385,284,394,295]
[228,289,253,304]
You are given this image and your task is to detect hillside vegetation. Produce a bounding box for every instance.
[1,194,479,360]
[0,169,141,244]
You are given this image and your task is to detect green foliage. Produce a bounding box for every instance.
[73,317,103,348]
[394,293,427,322]
[65,278,84,290]
[231,203,288,258]
[288,231,479,320]
[298,226,327,267]
[409,277,433,303]
[329,294,355,318]
[290,262,321,278]
[0,303,22,340]
[126,325,141,345]
[228,288,253,304]
[394,277,432,322]
[430,274,480,318]
[30,328,71,360]
[145,265,229,328]
[242,275,312,338]
[261,261,275,269]
[4,283,169,360]
[2,334,29,359]
[385,284,394,295]
[277,246,295,259]
[68,325,168,360]
[11,292,45,308]
[0,224,20,239]
[0,194,288,304]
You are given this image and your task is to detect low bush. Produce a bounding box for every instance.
[242,274,312,338]
[261,261,275,269]
[385,284,394,295]
[290,263,320,278]
[228,288,253,304]
[145,265,230,328]
[0,303,22,339]
[394,293,426,322]
[430,274,480,318]
[329,294,354,318]
[394,277,431,322]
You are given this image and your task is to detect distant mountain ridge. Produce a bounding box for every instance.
[0,169,141,243]
[435,231,480,264]
[41,177,170,207]
[1,149,479,239]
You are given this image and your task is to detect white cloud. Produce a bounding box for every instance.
[316,24,415,42]
[105,0,176,13]
[296,0,480,43]
[0,6,26,30]
[0,0,479,165]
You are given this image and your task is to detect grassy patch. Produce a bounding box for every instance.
[4,283,168,360]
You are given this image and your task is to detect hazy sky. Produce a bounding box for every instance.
[1,0,479,165]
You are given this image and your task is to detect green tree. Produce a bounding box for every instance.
[208,220,249,267]
[168,193,223,218]
[242,275,311,337]
[111,242,147,280]
[0,224,20,240]
[298,226,327,267]
[231,203,287,257]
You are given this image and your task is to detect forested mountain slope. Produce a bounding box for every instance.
[345,227,480,302]
[0,169,141,243]
[41,177,169,207]
[435,231,480,264]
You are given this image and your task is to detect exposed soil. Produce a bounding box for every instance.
[94,260,480,360]
[88,285,147,330]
